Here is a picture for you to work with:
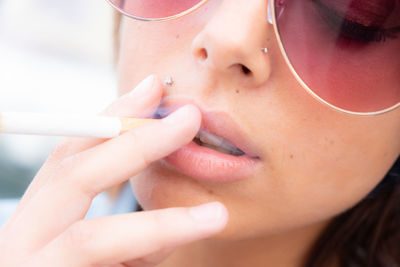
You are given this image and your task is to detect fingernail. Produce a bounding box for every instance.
[129,75,155,97]
[163,105,191,125]
[189,202,227,223]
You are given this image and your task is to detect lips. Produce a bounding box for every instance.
[154,99,261,183]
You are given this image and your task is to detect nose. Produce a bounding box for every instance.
[191,0,272,88]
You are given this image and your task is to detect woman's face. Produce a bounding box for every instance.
[116,0,400,239]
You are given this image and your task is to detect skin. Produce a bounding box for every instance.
[115,0,400,266]
[0,79,228,266]
[0,0,398,266]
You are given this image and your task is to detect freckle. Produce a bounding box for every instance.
[290,154,294,159]
[236,89,240,94]
[207,189,214,195]
[176,34,180,39]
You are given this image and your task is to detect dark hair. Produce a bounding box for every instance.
[304,156,400,267]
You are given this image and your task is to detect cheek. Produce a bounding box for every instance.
[232,78,400,236]
[116,17,205,96]
[258,111,400,230]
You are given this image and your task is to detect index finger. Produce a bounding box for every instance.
[9,75,162,224]
[31,202,229,267]
[9,105,202,250]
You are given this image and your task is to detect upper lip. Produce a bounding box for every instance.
[155,97,260,159]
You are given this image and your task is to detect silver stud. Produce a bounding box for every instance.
[261,47,268,53]
[163,76,174,86]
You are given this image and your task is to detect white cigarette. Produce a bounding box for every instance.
[0,112,156,138]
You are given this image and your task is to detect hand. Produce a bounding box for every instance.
[0,75,229,267]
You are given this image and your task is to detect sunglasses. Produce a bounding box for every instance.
[106,0,400,116]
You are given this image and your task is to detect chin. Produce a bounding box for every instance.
[129,161,255,240]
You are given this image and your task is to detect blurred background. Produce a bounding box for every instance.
[0,0,117,201]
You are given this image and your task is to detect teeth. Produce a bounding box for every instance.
[196,129,224,147]
[154,107,245,156]
[195,129,245,156]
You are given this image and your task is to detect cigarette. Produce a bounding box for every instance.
[0,112,157,138]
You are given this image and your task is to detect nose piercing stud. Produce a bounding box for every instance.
[163,76,174,87]
[261,47,268,53]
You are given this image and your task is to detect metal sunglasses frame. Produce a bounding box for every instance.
[106,0,400,116]
[105,0,210,21]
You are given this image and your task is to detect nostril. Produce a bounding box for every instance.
[196,48,208,60]
[241,65,251,75]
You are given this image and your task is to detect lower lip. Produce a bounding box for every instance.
[163,141,260,182]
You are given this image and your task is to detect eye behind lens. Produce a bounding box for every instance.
[274,0,400,114]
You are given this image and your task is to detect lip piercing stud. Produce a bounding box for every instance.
[163,76,174,87]
[261,47,268,53]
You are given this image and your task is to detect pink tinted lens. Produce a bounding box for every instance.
[275,0,400,113]
[108,0,204,19]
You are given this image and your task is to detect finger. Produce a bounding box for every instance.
[33,202,228,267]
[9,105,201,251]
[52,74,163,158]
[38,75,162,178]
[7,75,162,226]
[50,75,162,165]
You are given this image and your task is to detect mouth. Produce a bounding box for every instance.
[193,129,245,156]
[154,106,246,157]
[153,104,261,183]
